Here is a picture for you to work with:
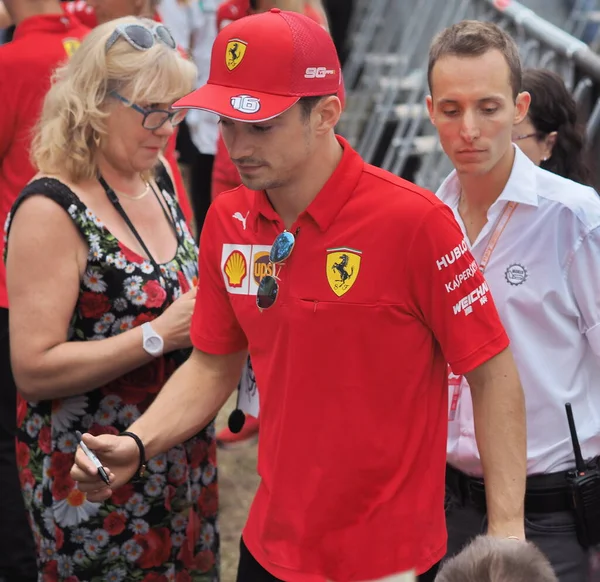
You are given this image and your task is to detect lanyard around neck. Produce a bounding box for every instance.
[98,174,179,287]
[477,201,518,274]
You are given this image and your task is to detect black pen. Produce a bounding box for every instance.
[75,431,110,486]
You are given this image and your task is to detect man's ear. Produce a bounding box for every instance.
[426,95,435,125]
[514,91,531,125]
[314,96,342,134]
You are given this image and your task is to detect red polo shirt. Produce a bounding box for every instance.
[191,137,509,581]
[0,13,89,309]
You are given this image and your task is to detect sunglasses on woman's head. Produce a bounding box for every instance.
[105,23,177,53]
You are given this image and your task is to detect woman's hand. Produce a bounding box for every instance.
[152,286,198,353]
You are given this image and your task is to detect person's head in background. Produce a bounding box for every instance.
[249,0,329,28]
[1,0,62,25]
[512,68,592,185]
[426,21,530,181]
[86,0,161,24]
[32,16,196,183]
[436,536,559,582]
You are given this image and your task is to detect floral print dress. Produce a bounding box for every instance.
[5,169,219,582]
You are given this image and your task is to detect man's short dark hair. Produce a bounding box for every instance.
[428,20,522,100]
[436,536,559,582]
[298,94,337,120]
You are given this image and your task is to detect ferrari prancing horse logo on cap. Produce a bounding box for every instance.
[326,247,362,297]
[226,39,247,71]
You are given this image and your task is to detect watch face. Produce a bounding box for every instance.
[146,337,162,350]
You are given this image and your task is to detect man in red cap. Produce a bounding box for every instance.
[71,9,527,582]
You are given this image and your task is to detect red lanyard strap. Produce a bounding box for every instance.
[478,201,518,274]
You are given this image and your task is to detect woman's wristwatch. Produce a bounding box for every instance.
[141,322,164,357]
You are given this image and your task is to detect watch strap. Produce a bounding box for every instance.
[141,321,164,357]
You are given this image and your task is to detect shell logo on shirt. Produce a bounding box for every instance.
[224,250,247,288]
[226,39,247,71]
[221,244,272,295]
[326,247,362,297]
[62,38,82,58]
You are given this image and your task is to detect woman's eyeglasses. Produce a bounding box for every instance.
[513,131,544,142]
[256,231,296,311]
[105,23,177,53]
[111,91,187,130]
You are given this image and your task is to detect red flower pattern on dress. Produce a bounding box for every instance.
[104,511,127,535]
[11,171,218,582]
[38,425,52,454]
[16,441,30,468]
[177,269,191,293]
[135,527,173,569]
[79,291,111,318]
[144,279,167,308]
[110,482,135,505]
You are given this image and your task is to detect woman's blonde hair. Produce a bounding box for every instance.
[31,16,197,183]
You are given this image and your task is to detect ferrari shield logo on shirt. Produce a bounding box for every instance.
[62,38,81,58]
[326,247,362,297]
[226,39,247,71]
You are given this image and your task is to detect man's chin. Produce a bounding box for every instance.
[454,161,492,177]
[240,177,284,192]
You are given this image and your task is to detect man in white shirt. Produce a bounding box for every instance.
[426,20,600,582]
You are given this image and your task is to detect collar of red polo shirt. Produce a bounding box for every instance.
[172,8,342,122]
[13,12,82,42]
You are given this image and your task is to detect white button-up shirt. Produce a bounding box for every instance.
[437,146,600,476]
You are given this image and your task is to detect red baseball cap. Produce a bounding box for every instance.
[173,8,342,122]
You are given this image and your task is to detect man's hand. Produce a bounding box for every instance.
[70,433,139,501]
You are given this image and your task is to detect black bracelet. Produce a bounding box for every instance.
[120,431,147,480]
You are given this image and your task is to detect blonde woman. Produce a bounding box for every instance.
[5,17,219,581]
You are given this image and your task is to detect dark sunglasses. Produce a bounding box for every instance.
[105,23,177,53]
[256,231,296,310]
[111,91,187,130]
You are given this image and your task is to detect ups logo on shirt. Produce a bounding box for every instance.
[62,38,82,58]
[252,251,274,285]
